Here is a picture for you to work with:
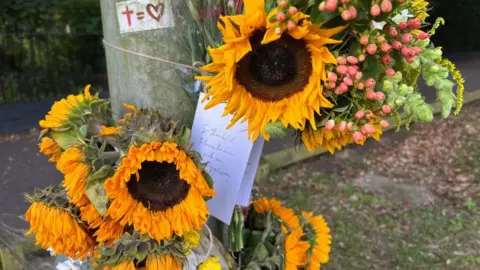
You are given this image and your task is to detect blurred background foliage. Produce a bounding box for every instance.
[0,0,478,104]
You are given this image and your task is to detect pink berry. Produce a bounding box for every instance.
[344,76,353,86]
[334,87,343,95]
[359,54,366,62]
[380,120,390,128]
[401,33,413,43]
[347,56,359,65]
[355,72,363,80]
[319,1,326,11]
[365,123,376,134]
[328,81,337,89]
[386,68,395,76]
[337,65,348,74]
[355,110,365,119]
[338,121,347,132]
[380,0,392,13]
[375,91,386,101]
[341,0,350,3]
[382,54,392,65]
[289,6,298,15]
[382,105,392,114]
[337,56,347,65]
[279,0,288,8]
[287,20,296,31]
[411,46,422,55]
[353,131,364,143]
[417,32,429,40]
[327,71,338,81]
[377,35,386,43]
[365,111,374,119]
[406,56,415,63]
[381,42,392,53]
[407,19,421,29]
[370,4,381,17]
[401,47,410,57]
[349,6,358,19]
[277,12,286,22]
[399,22,408,30]
[339,82,349,92]
[325,119,336,130]
[392,40,403,50]
[341,10,352,21]
[389,27,398,37]
[325,0,338,12]
[366,44,378,54]
[360,126,368,135]
[348,66,358,76]
[366,78,376,88]
[347,122,354,131]
[358,82,365,89]
[366,89,376,100]
[360,35,369,45]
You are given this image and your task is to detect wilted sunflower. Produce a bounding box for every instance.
[104,141,215,241]
[25,186,95,260]
[197,0,345,141]
[39,85,95,129]
[284,227,310,270]
[118,103,137,124]
[56,147,105,228]
[103,255,181,270]
[301,122,383,153]
[253,197,300,230]
[94,218,125,244]
[302,212,332,270]
[97,231,185,270]
[39,137,62,162]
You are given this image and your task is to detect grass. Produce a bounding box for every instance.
[256,167,480,270]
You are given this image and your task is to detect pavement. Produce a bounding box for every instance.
[0,52,479,221]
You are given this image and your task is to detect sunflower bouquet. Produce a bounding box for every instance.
[195,0,464,153]
[27,86,224,269]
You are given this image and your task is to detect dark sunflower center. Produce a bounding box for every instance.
[127,161,190,211]
[236,30,312,102]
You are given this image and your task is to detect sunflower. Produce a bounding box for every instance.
[252,197,300,230]
[284,227,310,270]
[56,147,107,230]
[39,85,95,129]
[25,187,95,260]
[104,141,215,241]
[197,0,345,141]
[94,218,125,244]
[301,122,383,153]
[39,137,62,162]
[104,255,181,270]
[57,147,91,208]
[302,213,332,270]
[198,257,221,270]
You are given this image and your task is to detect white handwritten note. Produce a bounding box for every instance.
[236,138,264,206]
[116,0,175,34]
[190,93,263,224]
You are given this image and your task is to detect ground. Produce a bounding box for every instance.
[0,102,479,269]
[255,101,480,269]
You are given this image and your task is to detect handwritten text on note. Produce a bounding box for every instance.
[190,93,263,224]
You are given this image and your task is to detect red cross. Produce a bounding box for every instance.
[122,6,134,26]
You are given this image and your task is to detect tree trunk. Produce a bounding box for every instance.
[99,1,234,268]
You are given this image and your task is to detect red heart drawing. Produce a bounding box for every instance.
[146,2,165,22]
